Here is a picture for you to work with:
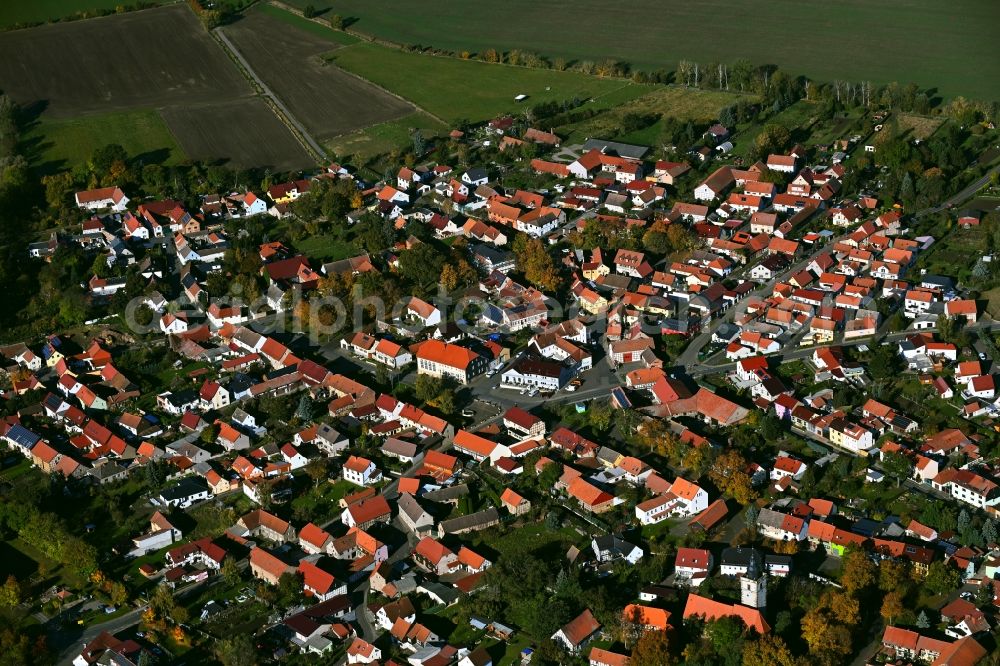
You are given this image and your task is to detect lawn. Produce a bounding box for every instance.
[0,0,165,27]
[728,99,822,157]
[21,109,185,172]
[324,0,999,100]
[327,111,448,161]
[896,112,945,140]
[292,227,361,263]
[327,42,653,123]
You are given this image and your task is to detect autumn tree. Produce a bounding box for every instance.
[512,235,561,292]
[440,264,459,291]
[630,628,670,666]
[840,548,876,594]
[878,559,910,593]
[881,590,904,624]
[708,450,756,505]
[802,605,853,665]
[742,634,797,666]
[753,124,792,158]
[827,591,860,626]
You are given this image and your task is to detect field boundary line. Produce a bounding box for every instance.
[213,26,326,164]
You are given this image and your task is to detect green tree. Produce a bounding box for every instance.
[0,575,20,607]
[276,572,304,607]
[915,610,930,629]
[221,556,241,587]
[868,345,901,381]
[924,560,960,595]
[302,4,317,18]
[109,581,128,607]
[215,634,256,666]
[435,389,456,415]
[882,451,913,487]
[329,14,345,29]
[414,374,443,403]
[200,423,219,444]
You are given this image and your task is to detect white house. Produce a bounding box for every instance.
[346,638,382,665]
[75,186,129,212]
[769,456,807,482]
[342,456,382,486]
[674,547,713,586]
[404,297,442,327]
[241,192,268,216]
[757,508,808,541]
[634,477,708,524]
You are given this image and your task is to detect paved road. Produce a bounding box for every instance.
[214,28,326,161]
[53,606,146,666]
[915,163,1000,218]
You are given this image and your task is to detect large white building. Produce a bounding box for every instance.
[415,340,487,385]
[634,477,708,524]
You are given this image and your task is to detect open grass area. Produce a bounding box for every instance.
[896,112,945,140]
[558,85,747,145]
[325,0,999,100]
[256,3,358,45]
[917,221,986,285]
[291,227,361,263]
[328,42,653,123]
[0,1,166,27]
[327,111,448,161]
[21,109,185,172]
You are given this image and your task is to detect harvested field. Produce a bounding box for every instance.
[223,9,412,140]
[0,5,250,118]
[161,98,313,171]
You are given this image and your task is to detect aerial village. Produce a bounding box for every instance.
[4,106,1000,666]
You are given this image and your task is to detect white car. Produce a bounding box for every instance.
[528,388,538,397]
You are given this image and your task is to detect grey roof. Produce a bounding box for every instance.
[757,508,790,530]
[422,483,470,503]
[316,423,346,444]
[593,535,640,555]
[720,547,760,568]
[581,138,648,159]
[595,446,623,466]
[418,581,461,605]
[87,462,127,480]
[397,493,432,524]
[382,437,418,459]
[159,477,209,501]
[438,507,499,534]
